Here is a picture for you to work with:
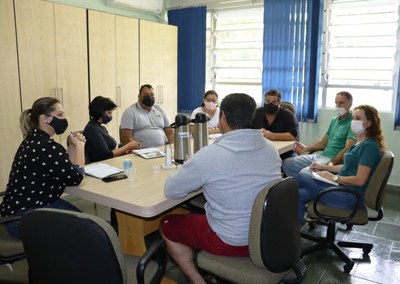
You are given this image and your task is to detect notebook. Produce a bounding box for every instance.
[311,171,339,186]
[132,147,165,159]
[84,163,124,179]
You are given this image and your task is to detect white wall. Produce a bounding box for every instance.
[300,108,400,186]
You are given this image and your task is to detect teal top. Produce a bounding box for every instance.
[322,113,356,158]
[339,139,381,192]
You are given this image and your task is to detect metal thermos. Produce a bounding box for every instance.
[193,112,208,153]
[170,114,191,164]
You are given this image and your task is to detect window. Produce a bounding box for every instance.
[321,0,399,111]
[206,8,264,104]
[204,1,399,111]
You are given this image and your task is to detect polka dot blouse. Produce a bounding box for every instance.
[0,128,84,216]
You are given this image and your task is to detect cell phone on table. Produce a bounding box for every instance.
[102,173,127,183]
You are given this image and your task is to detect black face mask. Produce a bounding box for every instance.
[101,114,112,124]
[142,96,155,107]
[264,103,279,115]
[48,116,68,135]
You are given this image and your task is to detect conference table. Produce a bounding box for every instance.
[65,139,294,257]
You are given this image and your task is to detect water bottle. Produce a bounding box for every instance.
[164,143,172,167]
[193,112,208,153]
[170,114,191,164]
[123,159,133,170]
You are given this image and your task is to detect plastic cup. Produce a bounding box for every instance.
[125,168,136,181]
[153,165,161,175]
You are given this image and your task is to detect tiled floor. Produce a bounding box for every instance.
[1,186,399,284]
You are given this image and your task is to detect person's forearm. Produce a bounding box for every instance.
[164,128,174,144]
[330,151,345,165]
[306,140,326,152]
[268,132,296,141]
[112,147,127,157]
[69,144,85,166]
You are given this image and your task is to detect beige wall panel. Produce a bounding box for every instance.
[0,0,23,188]
[14,0,57,109]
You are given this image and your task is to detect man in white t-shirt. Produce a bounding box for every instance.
[120,84,174,148]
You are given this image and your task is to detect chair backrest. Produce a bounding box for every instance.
[20,208,126,284]
[280,101,296,115]
[364,150,394,212]
[249,178,300,273]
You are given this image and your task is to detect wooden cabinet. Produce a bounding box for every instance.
[139,20,178,122]
[0,0,23,187]
[116,16,140,117]
[14,0,89,145]
[88,10,139,140]
[0,2,177,187]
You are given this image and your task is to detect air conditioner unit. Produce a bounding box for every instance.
[106,0,164,15]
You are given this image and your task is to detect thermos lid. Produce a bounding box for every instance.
[195,112,208,123]
[170,114,190,128]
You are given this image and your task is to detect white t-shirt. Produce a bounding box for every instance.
[190,107,220,128]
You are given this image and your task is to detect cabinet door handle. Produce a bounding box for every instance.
[117,86,122,107]
[58,88,64,105]
[53,88,57,98]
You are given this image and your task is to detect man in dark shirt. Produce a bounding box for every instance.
[252,89,299,160]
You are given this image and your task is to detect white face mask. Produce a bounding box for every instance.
[336,107,346,116]
[351,120,365,135]
[204,101,217,111]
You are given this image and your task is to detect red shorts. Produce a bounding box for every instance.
[160,214,249,257]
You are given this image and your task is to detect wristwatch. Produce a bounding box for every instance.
[333,175,339,182]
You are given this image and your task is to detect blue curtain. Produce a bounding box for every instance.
[168,7,207,114]
[262,0,323,122]
[395,76,400,130]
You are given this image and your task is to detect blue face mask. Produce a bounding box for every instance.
[101,114,112,124]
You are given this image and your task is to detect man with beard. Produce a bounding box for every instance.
[252,89,299,160]
[120,84,173,148]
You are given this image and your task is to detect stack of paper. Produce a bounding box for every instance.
[132,148,165,159]
[311,171,339,186]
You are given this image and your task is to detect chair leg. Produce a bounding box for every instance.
[329,242,354,273]
[301,220,337,257]
[338,241,373,255]
[300,232,329,257]
[300,222,359,273]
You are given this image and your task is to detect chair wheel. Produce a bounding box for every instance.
[346,224,353,230]
[308,221,315,230]
[343,262,354,273]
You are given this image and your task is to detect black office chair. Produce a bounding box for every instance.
[20,208,166,284]
[301,150,394,273]
[197,178,306,283]
[0,191,26,267]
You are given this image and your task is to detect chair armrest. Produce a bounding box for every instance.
[0,215,22,224]
[313,186,362,223]
[136,238,167,284]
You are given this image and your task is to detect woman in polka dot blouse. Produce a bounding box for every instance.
[0,97,86,239]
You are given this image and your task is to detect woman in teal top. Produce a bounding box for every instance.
[297,105,385,224]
